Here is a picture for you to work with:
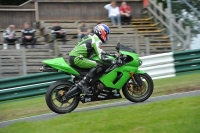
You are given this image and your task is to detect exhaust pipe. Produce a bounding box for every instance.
[39,65,58,72]
[39,66,44,71]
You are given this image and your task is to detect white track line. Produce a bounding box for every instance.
[0,82,55,92]
[0,90,200,124]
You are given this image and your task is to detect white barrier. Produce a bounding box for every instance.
[140,52,176,79]
[140,52,174,67]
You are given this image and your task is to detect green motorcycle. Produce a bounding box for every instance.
[40,43,154,114]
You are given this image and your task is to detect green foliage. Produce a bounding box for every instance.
[0,96,199,133]
[0,0,28,5]
[157,0,200,37]
[172,0,200,37]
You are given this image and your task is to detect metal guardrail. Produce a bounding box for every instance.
[0,49,200,102]
[0,72,70,89]
[140,49,200,79]
[0,82,51,101]
[0,72,71,101]
[173,49,200,73]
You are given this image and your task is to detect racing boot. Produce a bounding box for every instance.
[78,65,103,94]
[77,74,93,95]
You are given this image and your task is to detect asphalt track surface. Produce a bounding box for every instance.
[0,90,200,128]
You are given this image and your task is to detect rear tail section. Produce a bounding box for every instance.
[41,57,80,75]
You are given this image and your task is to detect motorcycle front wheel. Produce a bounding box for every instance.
[46,80,79,114]
[122,73,154,102]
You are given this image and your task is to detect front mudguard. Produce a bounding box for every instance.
[134,69,146,87]
[135,69,146,74]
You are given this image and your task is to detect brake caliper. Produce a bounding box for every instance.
[59,90,65,96]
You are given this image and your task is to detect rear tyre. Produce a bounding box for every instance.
[122,73,154,102]
[46,80,79,114]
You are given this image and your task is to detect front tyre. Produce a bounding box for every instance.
[46,80,79,114]
[122,73,154,102]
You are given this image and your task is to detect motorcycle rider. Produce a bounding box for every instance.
[69,24,121,94]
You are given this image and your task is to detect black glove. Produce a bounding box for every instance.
[110,53,118,58]
[102,51,118,58]
[101,51,110,55]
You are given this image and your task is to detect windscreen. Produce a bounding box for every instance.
[116,43,136,53]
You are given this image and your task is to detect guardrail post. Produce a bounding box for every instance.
[166,0,175,51]
[35,2,39,22]
[117,36,121,43]
[153,1,158,24]
[158,3,164,29]
[22,49,27,75]
[132,35,135,50]
[135,31,140,54]
[145,37,150,55]
[185,26,191,50]
[0,55,2,79]
[54,39,58,57]
[45,34,49,42]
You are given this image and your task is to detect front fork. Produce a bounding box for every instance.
[134,74,143,87]
[129,73,143,87]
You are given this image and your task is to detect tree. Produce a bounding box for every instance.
[157,0,200,37]
[0,0,27,5]
[172,0,200,37]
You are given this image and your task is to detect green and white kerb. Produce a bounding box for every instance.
[140,49,200,79]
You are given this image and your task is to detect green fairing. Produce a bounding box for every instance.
[120,50,140,66]
[121,51,145,74]
[99,50,145,89]
[42,58,80,75]
[99,66,138,89]
[42,44,146,90]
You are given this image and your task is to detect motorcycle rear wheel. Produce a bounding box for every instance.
[46,80,79,114]
[122,73,154,102]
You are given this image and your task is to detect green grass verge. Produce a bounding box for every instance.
[0,73,200,121]
[0,96,200,133]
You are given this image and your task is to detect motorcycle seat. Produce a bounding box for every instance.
[70,65,90,73]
